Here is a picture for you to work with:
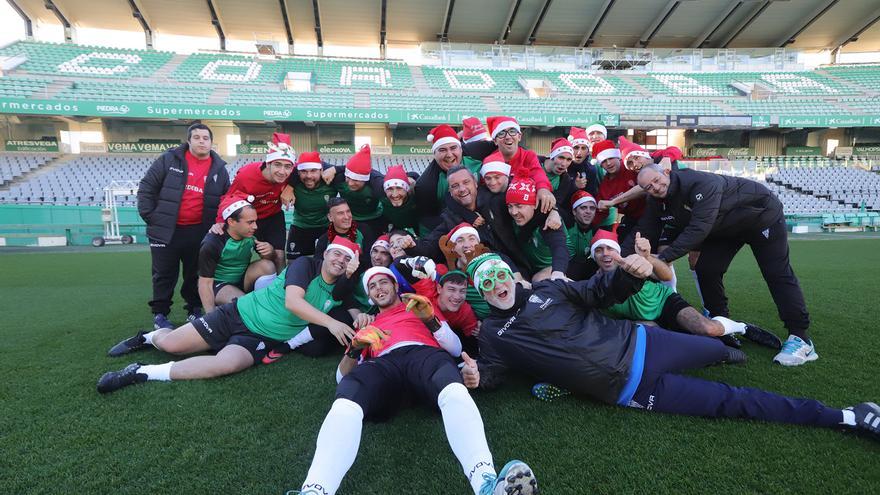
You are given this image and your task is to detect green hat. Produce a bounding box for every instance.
[466,253,510,291]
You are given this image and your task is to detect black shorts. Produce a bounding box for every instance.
[336,345,463,421]
[256,211,286,250]
[190,301,283,363]
[286,224,326,260]
[655,292,693,332]
[212,280,244,297]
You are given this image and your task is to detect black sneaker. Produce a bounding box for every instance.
[743,323,783,350]
[848,402,880,440]
[723,348,747,365]
[97,363,147,394]
[719,334,742,349]
[153,313,173,330]
[107,331,148,357]
[186,308,205,323]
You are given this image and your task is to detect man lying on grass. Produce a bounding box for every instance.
[296,265,537,495]
[96,239,362,394]
[461,253,880,442]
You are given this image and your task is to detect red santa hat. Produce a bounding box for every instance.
[296,151,322,171]
[220,193,255,221]
[480,151,511,177]
[567,127,589,147]
[362,266,396,294]
[383,165,409,192]
[265,132,296,164]
[427,124,461,153]
[549,137,574,160]
[570,190,597,211]
[326,236,360,260]
[592,140,620,165]
[345,144,372,182]
[460,117,489,143]
[506,177,537,207]
[585,122,608,139]
[448,222,480,243]
[589,230,620,259]
[487,116,520,140]
[618,136,652,165]
[372,234,390,251]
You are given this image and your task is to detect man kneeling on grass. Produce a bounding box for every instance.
[295,266,537,495]
[461,253,880,442]
[97,238,362,394]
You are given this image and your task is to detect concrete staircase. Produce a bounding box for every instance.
[815,69,875,96]
[710,100,743,115]
[207,86,231,105]
[409,65,431,92]
[481,95,501,113]
[354,91,371,108]
[617,74,654,97]
[153,53,188,80]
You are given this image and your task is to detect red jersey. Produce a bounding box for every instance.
[217,161,285,221]
[362,301,442,359]
[597,167,645,220]
[508,148,552,191]
[412,274,479,337]
[651,146,683,163]
[177,151,211,226]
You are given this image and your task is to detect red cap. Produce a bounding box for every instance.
[589,229,620,258]
[570,190,596,211]
[296,151,322,171]
[326,236,360,260]
[220,192,255,221]
[460,117,489,143]
[345,145,372,182]
[567,127,589,146]
[592,140,621,164]
[505,177,537,206]
[549,137,574,160]
[618,136,651,166]
[448,222,480,243]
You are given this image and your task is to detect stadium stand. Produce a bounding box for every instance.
[0,77,51,99]
[0,153,55,186]
[56,80,211,104]
[226,90,354,108]
[767,166,880,211]
[0,41,173,79]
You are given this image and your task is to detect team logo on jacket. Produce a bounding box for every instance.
[695,193,703,201]
[528,294,543,304]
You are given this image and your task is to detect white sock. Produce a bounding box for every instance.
[711,316,747,336]
[253,274,276,291]
[661,264,677,292]
[438,383,496,495]
[841,409,856,426]
[301,399,364,495]
[138,362,174,381]
[142,330,158,346]
[285,326,314,350]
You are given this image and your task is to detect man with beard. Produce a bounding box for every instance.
[413,124,483,230]
[198,195,277,314]
[459,253,880,443]
[97,239,360,392]
[295,266,537,495]
[630,165,815,366]
[212,132,295,271]
[282,151,335,261]
[565,191,605,281]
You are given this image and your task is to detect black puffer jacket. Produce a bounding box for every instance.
[477,269,645,404]
[624,168,783,262]
[137,144,229,243]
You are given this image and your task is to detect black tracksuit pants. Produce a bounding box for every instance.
[693,214,810,340]
[148,224,207,316]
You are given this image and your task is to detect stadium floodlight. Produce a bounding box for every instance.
[92,180,139,247]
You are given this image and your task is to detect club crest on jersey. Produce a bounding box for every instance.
[323,300,332,311]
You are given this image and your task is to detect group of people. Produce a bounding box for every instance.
[96,119,878,494]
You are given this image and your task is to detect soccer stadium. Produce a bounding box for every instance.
[1,0,878,493]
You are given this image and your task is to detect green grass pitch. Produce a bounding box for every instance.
[1,238,878,494]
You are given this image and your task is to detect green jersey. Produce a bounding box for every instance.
[516,225,556,272]
[198,232,255,284]
[566,224,594,263]
[237,257,342,341]
[466,285,490,319]
[338,181,383,221]
[292,182,334,229]
[381,195,420,232]
[604,279,674,322]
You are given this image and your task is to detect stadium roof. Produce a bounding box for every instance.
[7,0,880,53]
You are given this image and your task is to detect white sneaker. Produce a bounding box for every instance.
[773,335,818,366]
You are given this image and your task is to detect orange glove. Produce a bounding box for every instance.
[402,293,435,321]
[350,325,391,352]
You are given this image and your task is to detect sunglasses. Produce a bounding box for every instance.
[479,267,512,292]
